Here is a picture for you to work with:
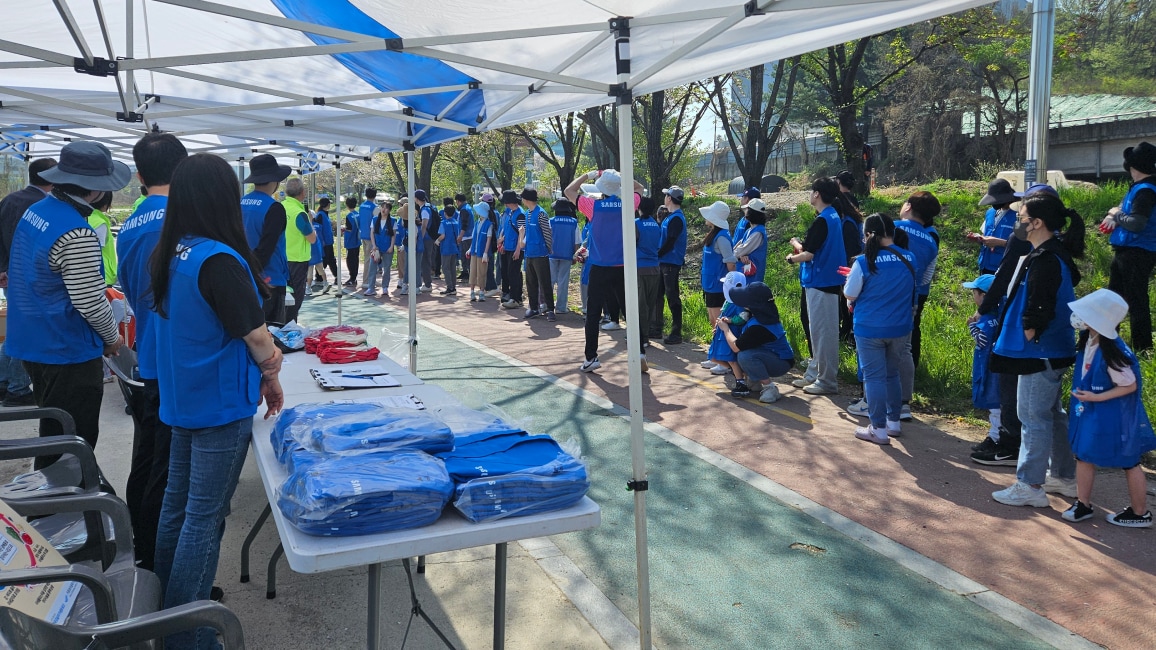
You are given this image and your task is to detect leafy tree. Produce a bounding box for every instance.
[580,105,620,171]
[511,113,588,189]
[634,85,713,197]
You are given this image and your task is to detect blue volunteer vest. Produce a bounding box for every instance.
[993,253,1077,359]
[549,214,579,260]
[343,212,360,248]
[1069,340,1156,465]
[523,206,549,258]
[701,230,733,293]
[588,196,625,267]
[580,223,593,284]
[1110,181,1156,251]
[373,215,392,252]
[979,208,1016,273]
[636,218,661,268]
[850,246,917,339]
[392,217,407,248]
[659,209,688,265]
[500,207,522,248]
[6,196,103,364]
[469,218,492,258]
[741,223,768,279]
[734,216,750,248]
[116,194,168,379]
[439,216,461,255]
[314,210,334,246]
[309,238,322,265]
[745,315,795,361]
[358,200,375,241]
[155,237,260,429]
[241,191,287,287]
[895,219,939,297]
[972,311,1001,410]
[799,207,843,289]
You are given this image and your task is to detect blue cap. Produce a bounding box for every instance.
[1013,182,1058,199]
[962,274,995,292]
[739,187,761,199]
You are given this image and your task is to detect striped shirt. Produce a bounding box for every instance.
[48,228,118,345]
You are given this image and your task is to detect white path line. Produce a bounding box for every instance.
[397,309,1098,650]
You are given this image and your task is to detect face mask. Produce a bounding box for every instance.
[1012,218,1032,240]
[1070,313,1089,331]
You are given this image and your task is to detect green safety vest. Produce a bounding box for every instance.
[281,196,313,263]
[87,209,117,285]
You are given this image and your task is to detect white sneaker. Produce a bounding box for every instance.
[886,420,902,437]
[700,359,716,369]
[601,321,622,331]
[639,355,649,374]
[845,398,869,417]
[992,481,1050,507]
[758,384,781,403]
[709,364,730,376]
[1042,474,1078,498]
[854,426,890,446]
[724,374,738,390]
[802,382,838,395]
[900,404,913,421]
[580,358,601,373]
[484,289,501,297]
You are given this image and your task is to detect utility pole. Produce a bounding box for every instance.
[1023,0,1055,184]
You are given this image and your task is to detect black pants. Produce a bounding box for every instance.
[910,293,930,369]
[316,245,338,280]
[585,266,627,361]
[501,251,524,302]
[525,257,554,312]
[264,285,287,325]
[344,247,359,285]
[799,288,813,357]
[485,250,498,291]
[1108,245,1156,352]
[25,358,104,470]
[998,372,1021,447]
[125,378,172,570]
[637,270,662,347]
[654,263,683,337]
[286,261,310,323]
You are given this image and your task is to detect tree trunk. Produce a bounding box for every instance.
[582,106,620,170]
[837,105,867,191]
[645,90,668,197]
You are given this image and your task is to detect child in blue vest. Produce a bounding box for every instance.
[963,274,1002,448]
[436,204,461,296]
[1062,289,1155,527]
[708,271,750,387]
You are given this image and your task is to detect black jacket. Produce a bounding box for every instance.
[0,185,49,272]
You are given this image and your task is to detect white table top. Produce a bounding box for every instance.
[278,351,422,398]
[250,378,600,574]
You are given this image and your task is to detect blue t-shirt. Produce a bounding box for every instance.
[438,216,460,255]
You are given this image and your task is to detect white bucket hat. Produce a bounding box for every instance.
[721,271,746,303]
[1068,288,1129,339]
[595,169,621,197]
[580,183,602,197]
[700,201,731,230]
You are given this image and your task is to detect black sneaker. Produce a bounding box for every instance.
[971,444,1018,466]
[730,380,752,398]
[1106,506,1153,528]
[1062,500,1094,523]
[972,436,998,453]
[2,392,35,408]
[663,334,684,345]
[210,585,225,602]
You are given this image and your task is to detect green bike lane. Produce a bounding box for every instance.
[303,295,1063,649]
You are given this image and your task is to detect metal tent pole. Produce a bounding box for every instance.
[334,162,343,325]
[612,17,653,650]
[406,148,418,374]
[1023,0,1055,184]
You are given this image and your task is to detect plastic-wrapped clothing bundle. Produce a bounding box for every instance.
[307,409,454,456]
[272,401,385,463]
[436,431,589,522]
[277,451,453,535]
[432,403,523,437]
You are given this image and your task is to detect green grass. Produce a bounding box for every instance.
[667,181,1156,439]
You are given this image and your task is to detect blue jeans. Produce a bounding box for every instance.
[366,251,393,293]
[0,342,31,396]
[155,418,252,650]
[857,336,905,428]
[737,348,793,384]
[549,258,573,312]
[1016,366,1076,485]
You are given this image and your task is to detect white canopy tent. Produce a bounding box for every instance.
[1,1,996,646]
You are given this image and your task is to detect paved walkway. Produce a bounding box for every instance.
[294,285,1151,649]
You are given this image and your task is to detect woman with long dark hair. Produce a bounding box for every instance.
[843,214,917,444]
[990,193,1085,509]
[698,200,737,336]
[150,154,284,649]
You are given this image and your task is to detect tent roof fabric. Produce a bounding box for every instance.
[1,0,990,160]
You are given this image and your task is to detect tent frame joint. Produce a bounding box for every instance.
[116,111,144,123]
[313,97,326,106]
[744,0,766,17]
[403,140,415,152]
[73,56,117,77]
[608,83,632,105]
[385,38,403,52]
[626,480,649,492]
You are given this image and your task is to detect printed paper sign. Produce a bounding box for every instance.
[0,499,80,624]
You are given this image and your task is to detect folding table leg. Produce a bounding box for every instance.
[417,555,426,574]
[265,543,284,599]
[240,504,272,583]
[368,562,382,650]
[494,542,508,650]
